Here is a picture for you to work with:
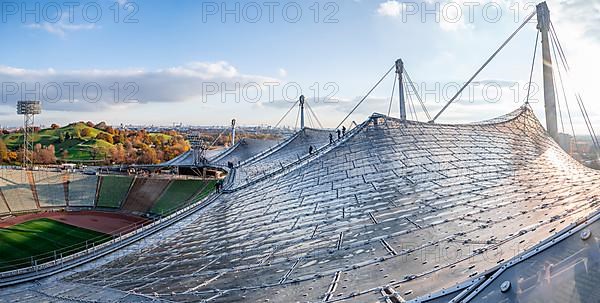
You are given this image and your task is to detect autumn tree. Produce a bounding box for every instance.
[33,144,57,164]
[96,133,114,144]
[109,144,126,164]
[0,139,8,163]
[80,128,91,137]
[138,145,158,164]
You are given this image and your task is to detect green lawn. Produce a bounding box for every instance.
[150,180,215,216]
[0,218,111,271]
[96,176,134,208]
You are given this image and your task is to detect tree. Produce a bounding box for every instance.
[96,133,114,144]
[109,144,126,163]
[50,123,60,129]
[90,147,100,160]
[0,139,8,162]
[80,128,91,137]
[33,144,56,164]
[139,145,158,164]
[58,132,65,143]
[7,151,17,162]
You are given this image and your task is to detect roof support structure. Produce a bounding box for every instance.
[395,59,406,121]
[231,119,236,146]
[299,95,305,129]
[537,1,559,142]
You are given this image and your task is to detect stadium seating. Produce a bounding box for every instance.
[0,170,38,213]
[0,169,216,218]
[96,176,133,208]
[0,191,10,215]
[150,179,212,216]
[67,174,98,207]
[33,171,68,208]
[121,178,171,214]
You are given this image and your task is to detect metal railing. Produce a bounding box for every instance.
[225,120,370,193]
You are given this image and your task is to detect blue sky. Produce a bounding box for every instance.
[0,0,598,134]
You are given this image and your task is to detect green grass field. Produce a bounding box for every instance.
[150,180,215,216]
[0,218,111,271]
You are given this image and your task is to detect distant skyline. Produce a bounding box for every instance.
[0,0,598,137]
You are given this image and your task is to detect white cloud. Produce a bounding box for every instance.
[0,61,278,113]
[377,0,405,17]
[278,68,288,77]
[26,19,96,38]
[438,2,470,32]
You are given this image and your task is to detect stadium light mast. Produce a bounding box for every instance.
[299,95,305,129]
[537,2,558,142]
[17,101,42,169]
[231,119,236,146]
[395,59,406,121]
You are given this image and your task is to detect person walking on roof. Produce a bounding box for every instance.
[337,129,341,139]
[342,126,346,136]
[309,145,314,155]
[215,179,224,193]
[329,133,333,144]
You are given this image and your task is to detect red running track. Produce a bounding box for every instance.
[0,211,149,235]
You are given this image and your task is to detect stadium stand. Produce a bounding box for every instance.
[191,179,216,201]
[0,190,10,215]
[67,174,98,207]
[96,175,133,208]
[33,171,68,208]
[150,179,213,215]
[0,170,38,213]
[121,178,171,214]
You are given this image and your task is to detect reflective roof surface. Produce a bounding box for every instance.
[2,106,599,302]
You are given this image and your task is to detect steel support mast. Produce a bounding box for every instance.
[231,119,236,146]
[395,59,406,121]
[537,2,558,142]
[299,95,305,129]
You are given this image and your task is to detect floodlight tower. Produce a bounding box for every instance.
[17,101,42,169]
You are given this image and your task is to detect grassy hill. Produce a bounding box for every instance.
[1,123,173,162]
[2,123,112,161]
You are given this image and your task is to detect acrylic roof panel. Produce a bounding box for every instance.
[6,106,600,302]
[211,138,280,165]
[162,148,225,167]
[462,211,600,302]
[232,128,331,187]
